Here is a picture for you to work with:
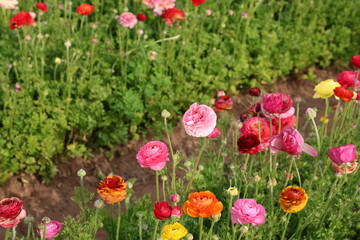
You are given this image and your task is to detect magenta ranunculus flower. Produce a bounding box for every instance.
[183,103,217,137]
[119,12,138,29]
[0,197,27,228]
[171,205,182,218]
[207,127,221,138]
[230,199,266,226]
[270,126,318,157]
[37,220,62,239]
[136,141,169,170]
[328,144,358,174]
[337,71,360,89]
[262,93,293,115]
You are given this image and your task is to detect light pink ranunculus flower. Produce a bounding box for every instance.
[231,199,266,226]
[183,103,217,137]
[37,220,62,239]
[136,141,169,170]
[0,0,18,9]
[207,127,221,138]
[119,12,138,29]
[0,197,26,228]
[153,0,176,15]
[262,92,293,115]
[270,126,318,157]
[328,144,358,174]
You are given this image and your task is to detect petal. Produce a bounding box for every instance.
[302,143,318,157]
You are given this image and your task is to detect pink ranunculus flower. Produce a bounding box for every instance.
[0,197,26,228]
[0,0,18,9]
[183,103,217,137]
[328,144,358,174]
[207,127,221,138]
[143,0,176,15]
[119,12,138,29]
[171,205,182,218]
[262,92,293,115]
[270,126,318,157]
[136,141,169,170]
[37,220,62,239]
[337,71,360,89]
[231,199,266,226]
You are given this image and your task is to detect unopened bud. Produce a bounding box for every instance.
[94,199,104,209]
[254,174,261,182]
[198,165,204,171]
[294,97,302,103]
[55,57,62,64]
[186,234,194,240]
[161,109,171,118]
[305,108,317,119]
[64,40,71,48]
[170,193,180,203]
[41,217,51,225]
[335,172,343,179]
[267,178,277,187]
[240,164,247,171]
[240,226,248,234]
[184,160,192,167]
[136,211,144,218]
[161,175,168,181]
[226,187,239,196]
[24,216,35,224]
[77,169,86,177]
[283,171,293,180]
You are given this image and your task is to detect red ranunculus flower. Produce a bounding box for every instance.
[351,55,360,68]
[161,8,185,25]
[237,134,260,154]
[153,201,172,220]
[191,0,206,6]
[36,3,48,12]
[248,87,261,96]
[334,86,355,102]
[9,11,35,29]
[137,13,147,21]
[76,4,95,15]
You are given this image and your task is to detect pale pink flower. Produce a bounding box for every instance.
[262,92,293,115]
[144,0,176,15]
[0,0,18,9]
[148,50,158,61]
[119,12,138,29]
[183,103,217,137]
[269,126,318,157]
[207,127,221,138]
[29,12,36,19]
[205,9,212,16]
[228,10,234,16]
[241,12,248,18]
[231,199,266,226]
[136,141,169,170]
[37,220,62,239]
[171,206,182,217]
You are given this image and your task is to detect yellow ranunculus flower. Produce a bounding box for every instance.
[162,222,188,240]
[313,79,340,99]
[279,186,308,213]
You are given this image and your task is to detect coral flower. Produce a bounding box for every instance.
[153,202,172,220]
[230,199,266,226]
[237,134,260,154]
[97,175,127,204]
[161,8,185,25]
[337,71,359,89]
[313,79,340,99]
[37,220,62,239]
[36,3,48,12]
[136,141,169,170]
[0,0,18,9]
[351,55,360,68]
[183,191,223,218]
[161,222,188,240]
[0,197,27,228]
[76,4,95,15]
[191,0,206,6]
[333,87,356,102]
[9,11,36,29]
[183,103,217,137]
[279,186,308,213]
[213,95,233,112]
[119,12,138,29]
[262,92,293,114]
[328,144,358,174]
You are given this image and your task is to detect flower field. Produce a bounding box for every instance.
[1,0,360,240]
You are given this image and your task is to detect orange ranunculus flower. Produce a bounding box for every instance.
[97,175,127,204]
[183,191,223,218]
[279,186,308,213]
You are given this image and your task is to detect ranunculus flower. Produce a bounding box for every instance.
[337,71,360,89]
[313,79,341,99]
[237,134,260,154]
[271,115,297,133]
[248,87,261,96]
[9,11,36,29]
[0,197,26,228]
[153,201,172,220]
[161,7,185,25]
[161,222,188,240]
[0,0,18,9]
[213,95,233,112]
[171,205,182,218]
[262,93,293,114]
[230,199,266,226]
[137,13,147,21]
[170,194,180,203]
[136,141,169,170]
[191,0,206,6]
[183,103,217,137]
[351,55,360,68]
[119,12,138,28]
[328,144,358,174]
[143,0,176,15]
[183,191,223,218]
[333,86,355,102]
[97,175,127,204]
[207,127,221,138]
[76,4,94,15]
[279,186,308,213]
[36,3,48,12]
[37,220,62,239]
[270,126,318,157]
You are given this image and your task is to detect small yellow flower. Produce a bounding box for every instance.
[320,116,329,124]
[313,79,340,99]
[54,57,62,64]
[226,187,239,196]
[162,222,188,240]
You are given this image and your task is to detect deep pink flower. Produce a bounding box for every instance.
[0,197,26,228]
[171,206,182,218]
[262,93,293,114]
[153,201,172,220]
[337,71,360,89]
[136,141,169,170]
[183,103,217,137]
[269,126,318,157]
[37,220,62,239]
[231,199,266,226]
[170,194,180,203]
[207,127,221,138]
[328,144,358,174]
[119,12,138,29]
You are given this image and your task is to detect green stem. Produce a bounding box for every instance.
[293,157,302,187]
[295,102,300,129]
[4,228,10,240]
[138,217,143,240]
[281,213,292,240]
[164,117,176,193]
[199,217,204,240]
[26,223,32,240]
[186,138,207,193]
[116,202,121,240]
[156,171,160,202]
[227,195,234,226]
[152,220,159,240]
[162,177,166,201]
[207,219,216,239]
[93,208,99,238]
[284,156,294,188]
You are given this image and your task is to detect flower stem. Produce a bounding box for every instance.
[284,156,294,188]
[227,195,234,226]
[138,216,143,240]
[293,157,302,187]
[207,219,216,239]
[186,138,207,193]
[4,228,10,240]
[162,177,166,201]
[152,220,159,240]
[281,213,292,240]
[199,217,204,240]
[164,117,176,193]
[116,202,121,240]
[26,223,32,240]
[156,171,160,202]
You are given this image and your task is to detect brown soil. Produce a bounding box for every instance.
[0,68,339,239]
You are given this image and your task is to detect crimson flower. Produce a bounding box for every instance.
[36,3,48,12]
[351,55,360,68]
[237,134,260,154]
[153,201,172,220]
[191,0,206,6]
[161,8,185,25]
[137,13,147,21]
[9,11,35,29]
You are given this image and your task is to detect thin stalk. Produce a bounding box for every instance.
[138,216,143,240]
[4,228,10,240]
[162,178,166,201]
[152,220,159,240]
[293,157,302,187]
[199,217,204,240]
[295,102,300,129]
[227,195,234,226]
[93,208,99,238]
[281,213,292,240]
[164,117,176,193]
[186,138,207,193]
[26,223,32,240]
[156,171,160,202]
[116,202,121,240]
[284,156,294,188]
[207,219,216,239]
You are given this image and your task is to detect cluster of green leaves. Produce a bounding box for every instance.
[0,0,359,180]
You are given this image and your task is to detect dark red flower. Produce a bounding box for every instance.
[137,13,147,21]
[191,0,206,6]
[213,95,233,112]
[76,4,95,15]
[239,113,249,122]
[9,11,35,29]
[153,201,172,220]
[351,55,360,68]
[237,134,260,154]
[334,87,355,102]
[161,8,185,25]
[248,87,261,96]
[36,3,48,12]
[247,103,263,117]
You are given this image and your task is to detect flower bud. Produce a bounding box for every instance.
[184,160,192,167]
[313,175,319,181]
[94,199,104,209]
[226,187,239,196]
[305,108,317,119]
[216,90,225,97]
[240,164,247,171]
[267,178,277,187]
[240,226,249,234]
[294,97,302,103]
[161,109,171,118]
[335,172,343,178]
[64,40,71,48]
[239,113,249,122]
[55,57,62,64]
[186,234,194,240]
[41,217,51,225]
[170,193,180,203]
[77,169,86,177]
[24,216,35,224]
[161,175,168,181]
[253,174,261,182]
[136,211,144,218]
[248,87,261,96]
